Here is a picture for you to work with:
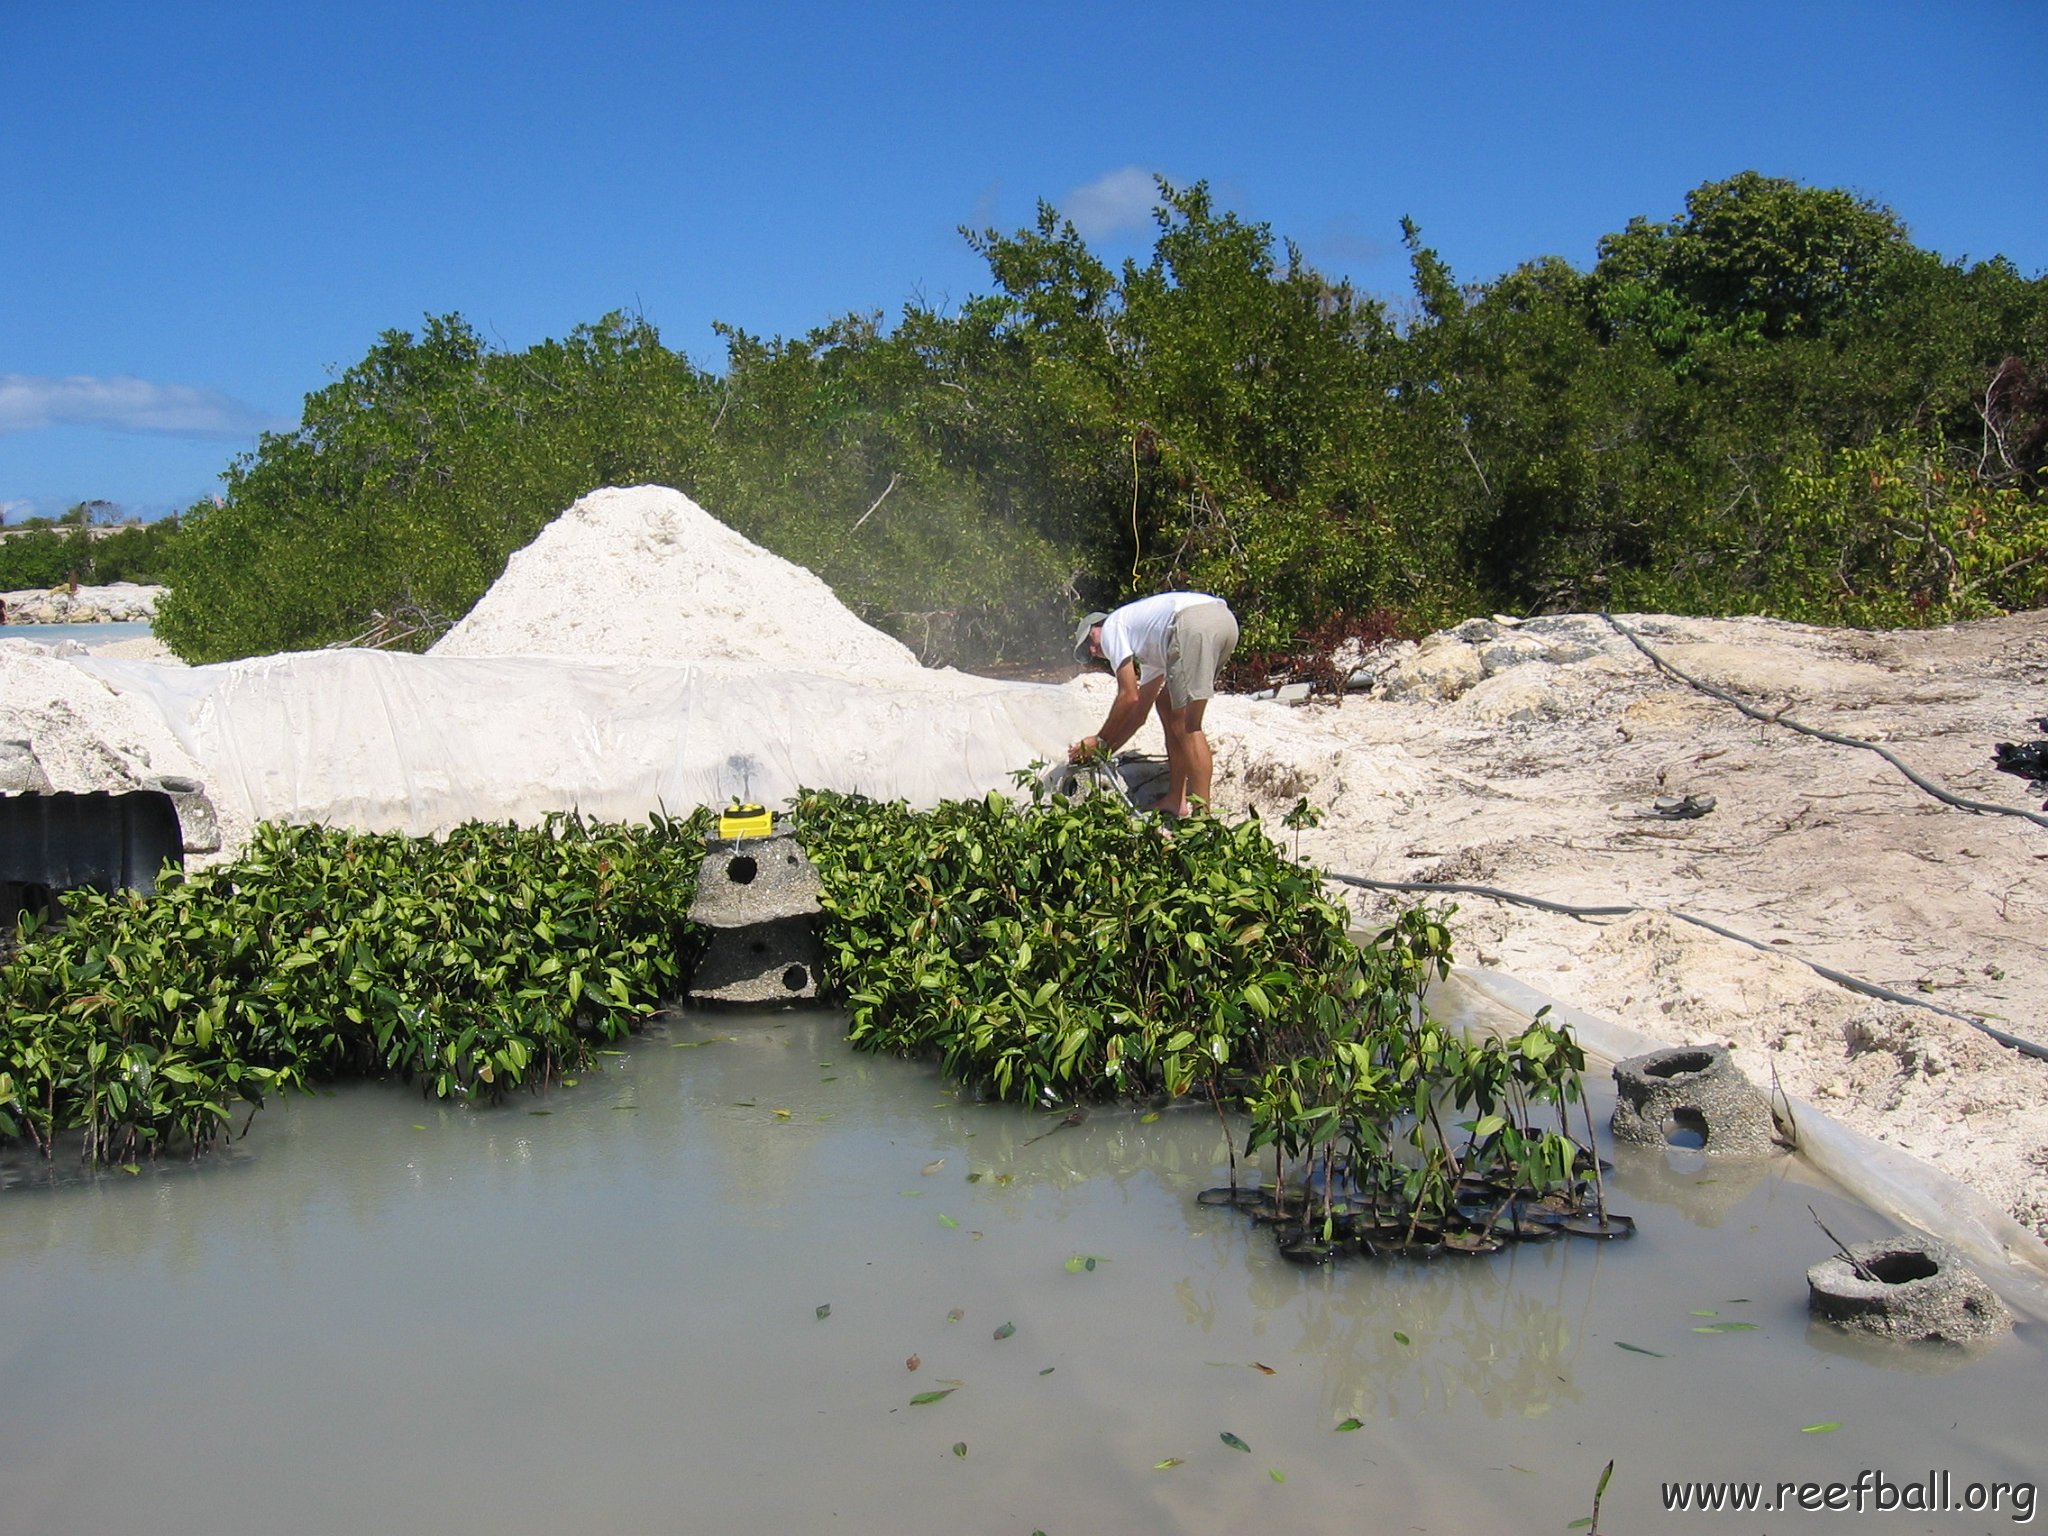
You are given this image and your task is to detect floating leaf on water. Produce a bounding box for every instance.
[970,1231,985,1240]
[1039,1367,1054,1375]
[1393,1332,1410,1346]
[612,1105,637,1112]
[1064,1256,1085,1273]
[1334,1418,1363,1432]
[910,1389,956,1406]
[120,1163,140,1175]
[1689,1309,1718,1317]
[815,1304,831,1320]
[906,1355,920,1371]
[772,1108,792,1119]
[922,1159,946,1176]
[1567,1520,1593,1530]
[953,1441,967,1458]
[937,1378,964,1387]
[966,1171,984,1183]
[1692,1322,1760,1334]
[1614,1341,1665,1357]
[816,1114,835,1122]
[1268,1469,1286,1483]
[1085,1256,1097,1271]
[1220,1431,1251,1453]
[562,1078,578,1087]
[947,1309,965,1323]
[1140,1112,1160,1124]
[1249,1362,1275,1375]
[993,1322,1015,1340]
[938,1214,959,1229]
[412,1124,426,1131]
[1154,1458,1184,1469]
[821,1076,837,1083]
[1801,1421,1841,1434]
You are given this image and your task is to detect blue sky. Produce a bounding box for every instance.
[4,0,2042,521]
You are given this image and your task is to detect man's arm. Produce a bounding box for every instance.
[1071,660,1162,761]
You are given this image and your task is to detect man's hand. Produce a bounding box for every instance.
[1068,736,1103,764]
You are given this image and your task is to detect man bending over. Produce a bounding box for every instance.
[1069,592,1239,818]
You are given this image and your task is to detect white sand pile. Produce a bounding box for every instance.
[431,485,922,673]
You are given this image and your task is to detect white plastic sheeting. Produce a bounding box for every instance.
[1438,967,2048,1318]
[75,650,1100,836]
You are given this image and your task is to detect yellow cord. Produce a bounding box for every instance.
[1129,432,1142,587]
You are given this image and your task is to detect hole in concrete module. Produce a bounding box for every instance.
[1865,1249,1940,1285]
[1662,1107,1709,1150]
[1644,1050,1714,1079]
[726,856,758,885]
[781,964,808,992]
[749,940,767,955]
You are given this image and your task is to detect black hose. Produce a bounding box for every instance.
[1600,612,2048,832]
[1325,870,2048,1064]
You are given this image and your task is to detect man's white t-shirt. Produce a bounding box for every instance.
[1099,592,1223,686]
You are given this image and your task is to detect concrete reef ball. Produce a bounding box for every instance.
[686,831,825,1005]
[1609,1044,1778,1157]
[1806,1234,2011,1345]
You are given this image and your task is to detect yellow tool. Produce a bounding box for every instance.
[717,802,773,839]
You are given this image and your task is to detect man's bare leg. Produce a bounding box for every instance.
[1181,698,1213,815]
[1157,693,1190,816]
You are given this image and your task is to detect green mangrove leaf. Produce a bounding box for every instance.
[993,1321,1015,1340]
[1220,1431,1251,1453]
[1154,1458,1184,1469]
[1334,1418,1363,1432]
[1801,1422,1841,1434]
[816,1304,831,1320]
[1614,1342,1665,1357]
[910,1389,956,1406]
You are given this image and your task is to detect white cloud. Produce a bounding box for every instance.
[0,373,283,438]
[1062,166,1162,242]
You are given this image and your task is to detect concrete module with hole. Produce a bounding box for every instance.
[1806,1233,2011,1344]
[686,827,825,1004]
[1609,1044,1779,1156]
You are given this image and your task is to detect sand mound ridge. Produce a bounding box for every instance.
[430,485,921,673]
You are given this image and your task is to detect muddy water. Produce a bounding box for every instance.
[1,1009,2039,1534]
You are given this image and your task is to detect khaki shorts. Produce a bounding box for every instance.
[1164,601,1239,710]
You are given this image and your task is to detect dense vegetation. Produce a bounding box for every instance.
[799,782,1599,1249]
[0,815,706,1163]
[0,503,181,592]
[151,171,2047,666]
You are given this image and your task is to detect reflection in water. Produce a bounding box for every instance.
[0,1006,2041,1536]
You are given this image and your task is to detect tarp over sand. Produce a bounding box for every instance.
[77,649,1098,835]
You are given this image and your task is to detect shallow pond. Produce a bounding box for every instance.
[0,620,152,646]
[1,1007,2039,1534]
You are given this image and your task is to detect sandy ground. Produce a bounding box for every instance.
[1091,609,2048,1242]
